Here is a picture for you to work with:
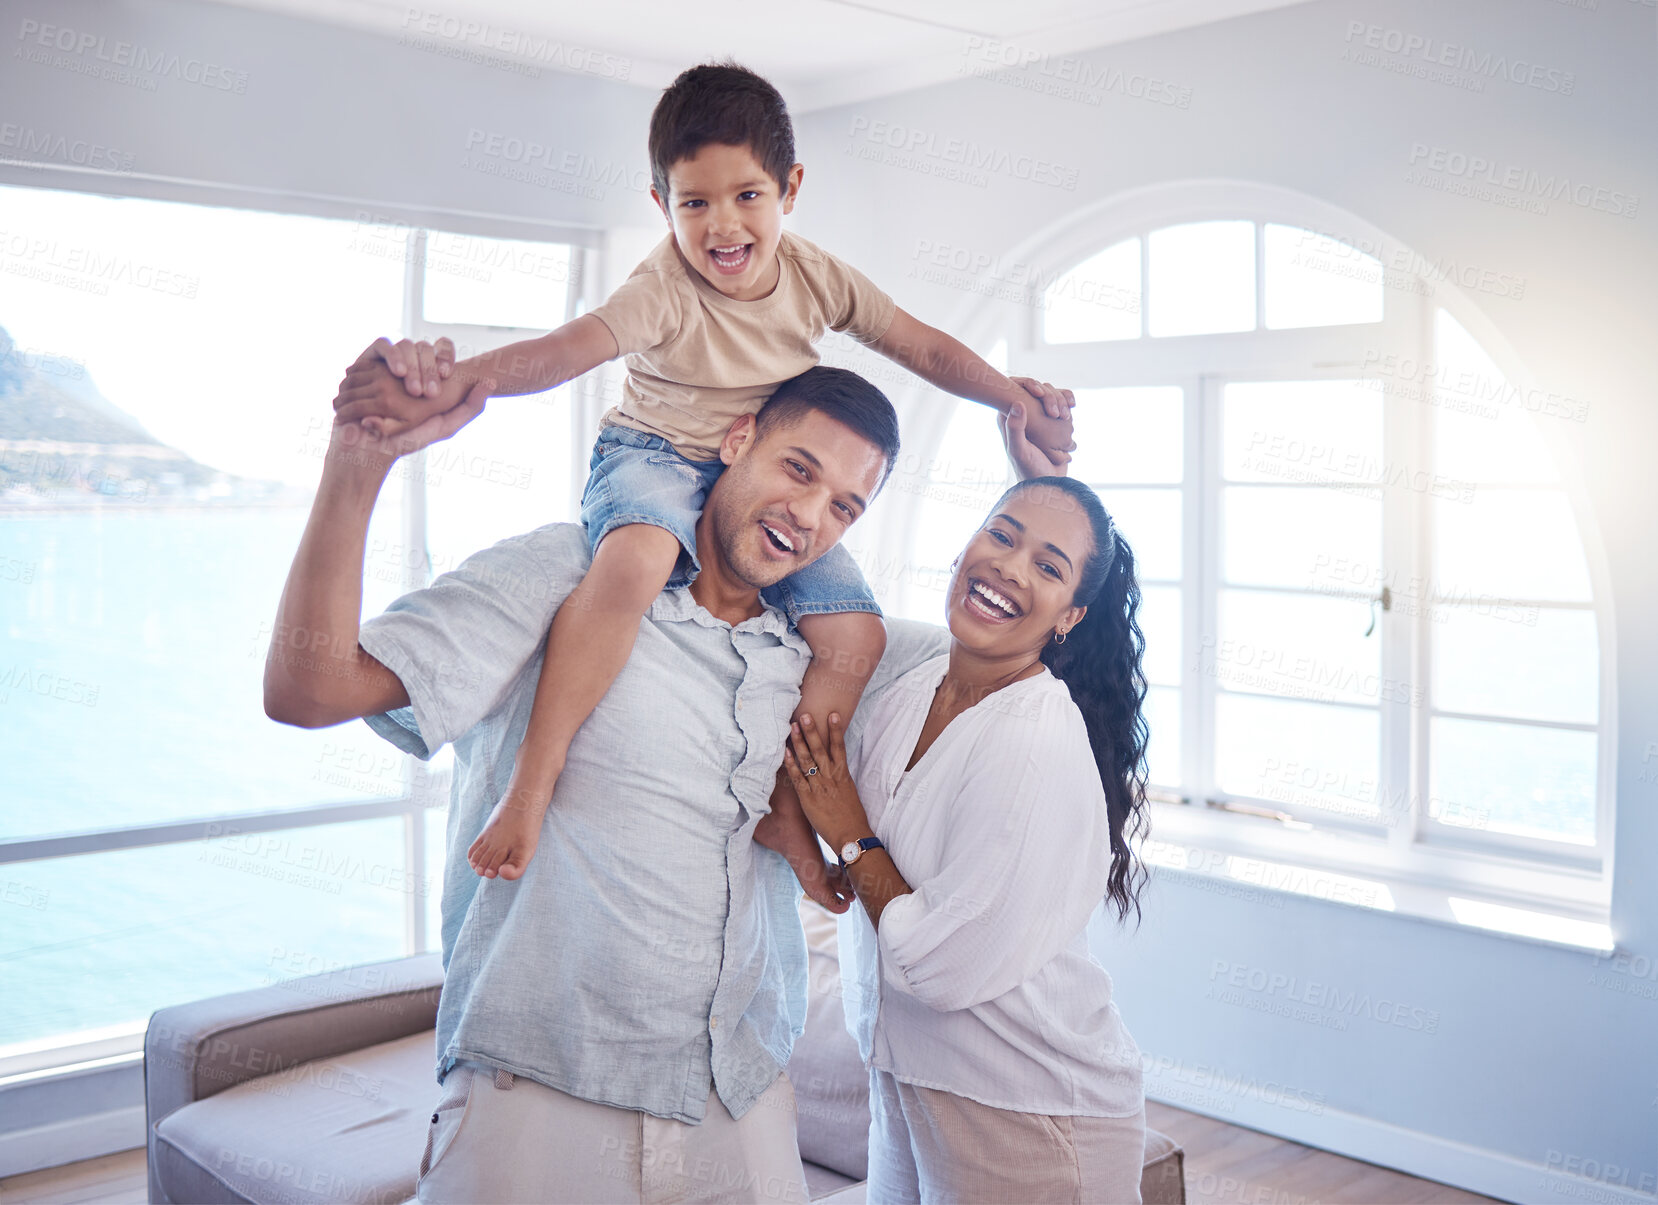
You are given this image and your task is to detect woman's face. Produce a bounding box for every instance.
[945,484,1093,660]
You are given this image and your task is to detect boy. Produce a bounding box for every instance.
[334,63,1077,907]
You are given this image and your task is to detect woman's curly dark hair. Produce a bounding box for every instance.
[993,476,1150,923]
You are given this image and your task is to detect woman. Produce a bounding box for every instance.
[783,475,1149,1205]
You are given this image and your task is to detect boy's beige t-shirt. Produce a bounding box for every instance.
[588,230,896,461]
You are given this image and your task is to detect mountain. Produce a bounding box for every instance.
[0,326,282,505]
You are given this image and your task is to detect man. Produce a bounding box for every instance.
[263,342,1048,1203]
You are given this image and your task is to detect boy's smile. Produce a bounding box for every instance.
[653,142,804,303]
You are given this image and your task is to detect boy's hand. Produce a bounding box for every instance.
[1014,375,1075,422]
[1010,376,1076,469]
[382,335,455,399]
[326,342,490,467]
[334,338,490,436]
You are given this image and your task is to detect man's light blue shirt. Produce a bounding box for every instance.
[356,522,946,1123]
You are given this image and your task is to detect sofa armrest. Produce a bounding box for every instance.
[145,953,442,1203]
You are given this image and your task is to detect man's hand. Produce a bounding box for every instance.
[333,337,483,437]
[999,402,1065,480]
[329,342,492,466]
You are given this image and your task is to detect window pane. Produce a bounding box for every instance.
[885,399,1012,621]
[1213,590,1383,707]
[1145,685,1181,789]
[424,387,577,575]
[1432,311,1558,483]
[1432,310,1559,484]
[1432,489,1592,603]
[0,187,403,487]
[0,818,408,1050]
[1223,486,1381,589]
[1433,606,1598,725]
[1042,238,1141,344]
[1215,694,1380,820]
[1430,717,1595,845]
[0,510,411,838]
[0,187,408,839]
[422,231,573,329]
[1070,386,1183,483]
[1223,380,1382,484]
[1149,221,1254,337]
[1093,489,1180,582]
[1140,585,1181,687]
[1433,397,1559,486]
[1264,225,1385,329]
[926,397,1013,495]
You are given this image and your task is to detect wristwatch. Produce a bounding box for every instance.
[839,836,884,868]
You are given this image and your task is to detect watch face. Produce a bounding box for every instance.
[840,841,861,864]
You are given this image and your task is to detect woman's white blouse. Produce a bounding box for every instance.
[837,654,1143,1117]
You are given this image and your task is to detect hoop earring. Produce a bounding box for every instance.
[1055,629,1068,645]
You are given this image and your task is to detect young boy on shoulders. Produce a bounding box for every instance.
[333,62,1078,909]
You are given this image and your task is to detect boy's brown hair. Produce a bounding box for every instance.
[648,61,796,203]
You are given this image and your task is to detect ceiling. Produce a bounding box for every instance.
[202,0,1314,111]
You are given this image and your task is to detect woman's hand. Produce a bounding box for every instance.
[782,713,870,851]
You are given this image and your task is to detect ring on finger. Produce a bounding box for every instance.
[805,766,819,777]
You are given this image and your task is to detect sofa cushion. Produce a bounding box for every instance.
[153,1030,434,1205]
[787,900,871,1183]
[803,1159,859,1200]
[1141,1126,1187,1204]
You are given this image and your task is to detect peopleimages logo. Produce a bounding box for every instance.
[1343,22,1576,93]
[1407,144,1639,219]
[846,117,1080,191]
[15,18,250,92]
[1208,960,1441,1033]
[0,123,136,172]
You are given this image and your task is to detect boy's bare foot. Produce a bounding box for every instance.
[467,791,547,880]
[757,808,854,913]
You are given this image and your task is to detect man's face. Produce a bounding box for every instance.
[705,410,886,591]
[652,142,803,303]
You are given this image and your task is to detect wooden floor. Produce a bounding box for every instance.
[1143,1102,1505,1204]
[0,1104,1508,1204]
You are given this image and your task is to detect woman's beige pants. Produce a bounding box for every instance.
[865,1067,1146,1204]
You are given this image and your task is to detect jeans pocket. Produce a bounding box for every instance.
[1035,1111,1075,1156]
[418,1065,476,1182]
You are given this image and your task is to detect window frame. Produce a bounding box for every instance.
[876,179,1616,930]
[0,187,596,1088]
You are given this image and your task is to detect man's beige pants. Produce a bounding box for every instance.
[416,1060,813,1205]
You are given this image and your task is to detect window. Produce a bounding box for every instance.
[881,188,1609,925]
[0,185,584,1068]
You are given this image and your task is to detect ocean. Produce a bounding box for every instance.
[0,508,439,1051]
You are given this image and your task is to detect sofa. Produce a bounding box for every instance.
[145,901,1185,1203]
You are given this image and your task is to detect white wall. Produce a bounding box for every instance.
[789,2,1657,1199]
[0,0,658,236]
[2,0,1653,1198]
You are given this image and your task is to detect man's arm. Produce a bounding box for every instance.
[869,307,1076,467]
[263,345,489,728]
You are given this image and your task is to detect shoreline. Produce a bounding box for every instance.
[0,499,309,517]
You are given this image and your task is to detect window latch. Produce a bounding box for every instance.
[1363,586,1392,638]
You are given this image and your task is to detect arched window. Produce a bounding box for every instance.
[867,183,1611,921]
